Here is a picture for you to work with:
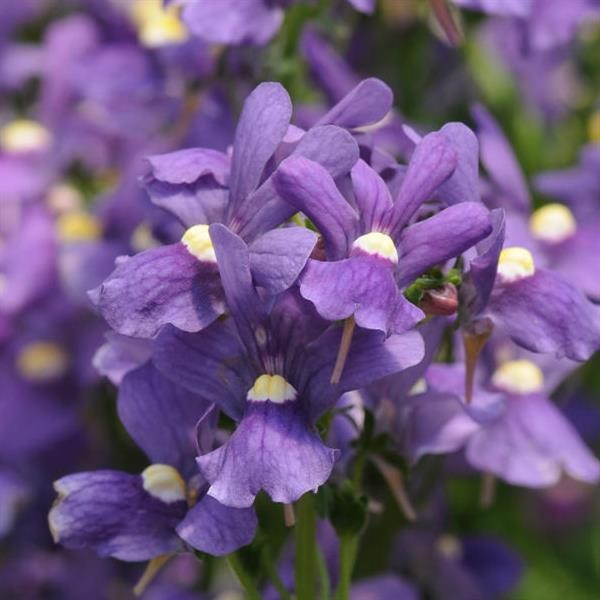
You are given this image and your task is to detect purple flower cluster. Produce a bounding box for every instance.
[48,75,600,584]
[1,0,599,597]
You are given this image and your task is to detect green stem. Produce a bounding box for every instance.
[262,548,292,600]
[295,492,317,600]
[226,553,261,600]
[316,547,331,600]
[336,534,359,600]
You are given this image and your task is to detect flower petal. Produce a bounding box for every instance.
[176,495,257,556]
[396,202,492,287]
[228,82,292,210]
[49,471,186,561]
[198,402,337,507]
[118,362,213,477]
[91,244,223,338]
[300,257,423,334]
[273,156,358,260]
[249,226,317,295]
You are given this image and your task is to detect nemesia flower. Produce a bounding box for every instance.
[152,224,424,507]
[273,130,491,336]
[399,359,600,487]
[535,144,600,220]
[178,0,375,47]
[92,81,359,337]
[50,335,257,559]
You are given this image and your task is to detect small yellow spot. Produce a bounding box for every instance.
[497,247,535,283]
[56,211,103,242]
[130,0,188,48]
[436,534,463,559]
[0,119,52,153]
[247,374,297,404]
[17,342,69,382]
[529,203,577,244]
[131,223,159,252]
[181,224,216,262]
[353,232,399,263]
[491,360,544,395]
[142,464,186,504]
[588,111,600,143]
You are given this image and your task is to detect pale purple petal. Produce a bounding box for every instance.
[198,402,337,507]
[118,362,213,476]
[351,159,393,232]
[488,269,600,360]
[472,104,530,212]
[316,78,393,129]
[249,226,317,295]
[177,495,257,555]
[147,148,229,186]
[396,202,492,286]
[273,156,358,260]
[466,394,600,487]
[228,82,292,210]
[91,244,223,338]
[300,257,423,334]
[182,0,283,46]
[153,321,252,421]
[49,471,186,561]
[385,132,458,236]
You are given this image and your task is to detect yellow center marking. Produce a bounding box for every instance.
[0,119,52,153]
[529,203,576,244]
[181,224,217,262]
[247,374,297,404]
[353,231,398,263]
[130,0,189,48]
[17,342,69,382]
[142,464,186,503]
[56,211,102,242]
[491,359,544,395]
[497,247,535,282]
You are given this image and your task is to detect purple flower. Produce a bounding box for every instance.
[535,144,600,221]
[454,0,600,50]
[152,224,424,507]
[399,360,600,488]
[92,81,359,338]
[179,0,374,46]
[51,335,257,558]
[463,109,600,358]
[273,131,491,336]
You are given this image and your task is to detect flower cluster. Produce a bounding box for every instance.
[1,0,600,597]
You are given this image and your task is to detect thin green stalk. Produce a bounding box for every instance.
[336,534,359,600]
[226,553,261,600]
[295,492,317,600]
[316,547,331,600]
[262,547,292,600]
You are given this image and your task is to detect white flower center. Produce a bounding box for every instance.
[529,203,577,244]
[181,224,217,263]
[491,360,544,395]
[142,464,186,503]
[247,374,297,404]
[352,232,398,263]
[0,119,52,153]
[497,247,535,283]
